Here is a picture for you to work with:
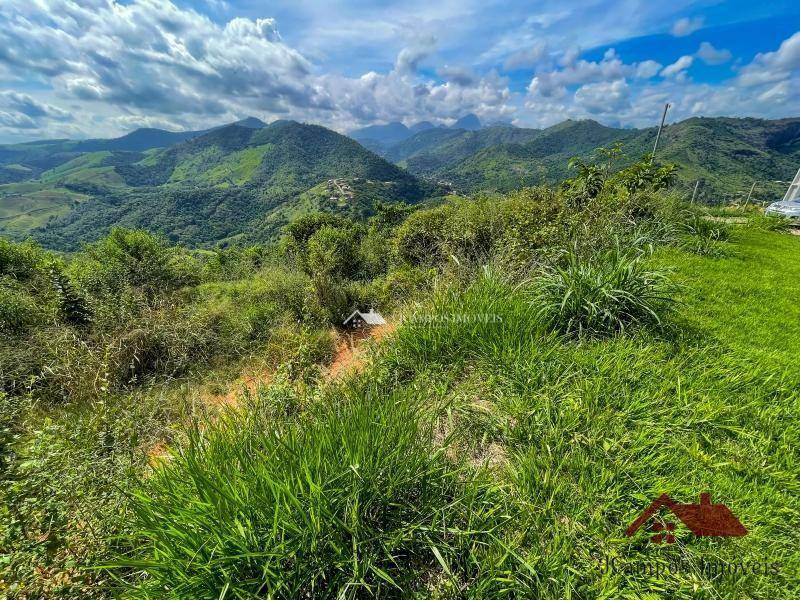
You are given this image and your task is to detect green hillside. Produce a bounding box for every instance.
[4,161,800,596]
[623,117,800,202]
[29,121,436,250]
[397,125,542,175]
[4,116,799,250]
[0,128,205,183]
[386,117,800,201]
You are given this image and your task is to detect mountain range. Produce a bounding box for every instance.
[1,114,798,251]
[1,118,435,250]
[350,113,483,154]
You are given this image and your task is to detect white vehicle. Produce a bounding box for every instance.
[765,167,800,218]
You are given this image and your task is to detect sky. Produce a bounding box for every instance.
[0,0,799,143]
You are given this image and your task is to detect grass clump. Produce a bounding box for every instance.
[676,212,731,256]
[748,213,794,232]
[120,386,497,598]
[532,243,675,337]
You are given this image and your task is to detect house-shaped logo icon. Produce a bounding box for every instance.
[626,493,747,544]
[343,308,386,330]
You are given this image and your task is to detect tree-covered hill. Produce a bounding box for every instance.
[27,120,436,250]
[393,125,541,175]
[4,115,799,250]
[381,116,800,201]
[350,114,483,154]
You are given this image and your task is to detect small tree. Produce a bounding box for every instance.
[50,268,92,327]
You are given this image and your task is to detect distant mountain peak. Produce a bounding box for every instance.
[234,117,268,129]
[451,114,482,131]
[410,121,435,133]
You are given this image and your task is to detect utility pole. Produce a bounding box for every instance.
[652,103,671,160]
[744,181,756,207]
[690,180,700,204]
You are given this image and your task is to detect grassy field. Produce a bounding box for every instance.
[0,184,88,237]
[118,224,800,597]
[0,152,128,239]
[660,228,800,370]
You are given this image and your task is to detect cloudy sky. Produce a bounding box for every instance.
[0,0,798,143]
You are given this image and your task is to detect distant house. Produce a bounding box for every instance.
[626,493,747,544]
[343,308,386,330]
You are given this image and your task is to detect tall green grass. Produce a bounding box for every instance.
[531,243,675,337]
[119,384,505,597]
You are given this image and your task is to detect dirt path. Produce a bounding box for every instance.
[326,323,395,380]
[199,321,394,408]
[146,322,395,468]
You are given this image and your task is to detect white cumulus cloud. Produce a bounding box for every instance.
[696,42,732,66]
[671,17,704,37]
[660,55,694,78]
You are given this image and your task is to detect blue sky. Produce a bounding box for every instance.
[0,0,798,142]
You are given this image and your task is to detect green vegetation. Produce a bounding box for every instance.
[2,153,800,597]
[532,243,675,337]
[3,116,798,249]
[386,117,799,202]
[11,121,437,250]
[0,183,89,237]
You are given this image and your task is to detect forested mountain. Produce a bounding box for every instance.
[17,120,434,250]
[379,116,800,201]
[0,117,268,185]
[3,114,798,251]
[0,129,203,184]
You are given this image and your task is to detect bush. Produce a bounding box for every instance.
[1,391,183,597]
[0,285,46,336]
[68,228,189,300]
[395,191,566,269]
[532,243,676,337]
[305,225,360,278]
[394,205,452,266]
[0,239,50,281]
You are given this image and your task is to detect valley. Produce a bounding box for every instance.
[2,115,798,251]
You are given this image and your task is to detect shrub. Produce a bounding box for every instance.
[68,228,187,300]
[561,158,605,208]
[0,286,46,336]
[357,226,392,280]
[394,205,452,266]
[493,187,567,264]
[612,155,676,194]
[395,191,566,269]
[0,239,50,281]
[532,243,676,337]
[305,225,360,278]
[284,212,349,246]
[1,390,183,597]
[311,274,354,324]
[201,245,272,281]
[0,327,99,402]
[50,268,92,327]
